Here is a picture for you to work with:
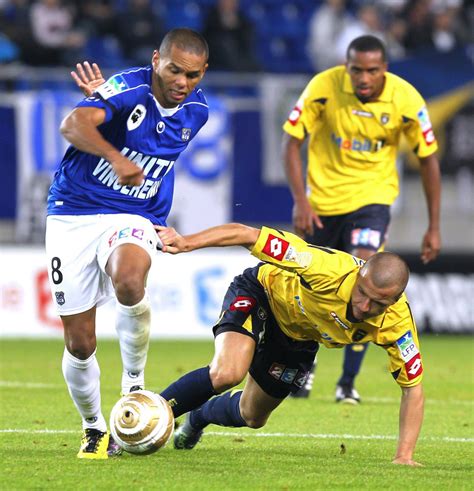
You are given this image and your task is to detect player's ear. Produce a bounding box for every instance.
[152,50,160,70]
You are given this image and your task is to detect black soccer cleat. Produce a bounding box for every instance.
[335,384,361,404]
[174,413,203,450]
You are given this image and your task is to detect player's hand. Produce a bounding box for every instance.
[111,155,144,186]
[71,61,105,97]
[154,226,186,254]
[421,227,441,264]
[392,457,423,467]
[293,199,323,238]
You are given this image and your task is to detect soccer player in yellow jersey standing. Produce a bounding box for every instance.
[282,35,441,402]
[155,223,425,466]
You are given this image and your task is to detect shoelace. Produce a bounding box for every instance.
[83,430,105,452]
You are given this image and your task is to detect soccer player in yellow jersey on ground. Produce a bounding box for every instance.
[156,223,424,466]
[282,35,441,402]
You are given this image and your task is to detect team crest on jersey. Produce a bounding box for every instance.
[127,104,146,131]
[181,128,192,141]
[156,121,165,133]
[55,291,65,306]
[381,113,390,125]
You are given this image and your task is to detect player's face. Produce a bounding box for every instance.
[151,45,208,108]
[350,271,400,321]
[346,50,387,103]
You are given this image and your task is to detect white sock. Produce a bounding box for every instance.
[115,293,151,393]
[62,348,107,432]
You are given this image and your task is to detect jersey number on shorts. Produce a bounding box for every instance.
[51,257,63,285]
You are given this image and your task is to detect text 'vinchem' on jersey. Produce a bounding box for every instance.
[47,66,209,225]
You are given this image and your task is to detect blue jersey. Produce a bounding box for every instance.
[47,66,209,225]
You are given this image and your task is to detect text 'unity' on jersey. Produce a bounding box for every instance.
[47,66,209,225]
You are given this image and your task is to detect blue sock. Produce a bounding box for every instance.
[338,344,368,386]
[190,390,246,430]
[160,366,216,418]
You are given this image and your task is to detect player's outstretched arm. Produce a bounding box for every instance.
[392,383,424,466]
[155,223,260,254]
[71,61,105,97]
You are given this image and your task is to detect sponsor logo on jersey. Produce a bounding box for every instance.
[352,109,373,118]
[330,311,351,330]
[396,331,419,362]
[55,291,65,305]
[229,296,256,313]
[92,147,175,200]
[262,234,290,261]
[127,104,146,131]
[268,362,285,380]
[281,368,298,384]
[380,112,390,125]
[417,106,436,146]
[351,228,381,249]
[96,75,129,100]
[181,128,192,141]
[156,121,165,133]
[405,352,423,380]
[331,133,385,152]
[294,370,309,388]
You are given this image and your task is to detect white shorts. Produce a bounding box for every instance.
[45,214,159,316]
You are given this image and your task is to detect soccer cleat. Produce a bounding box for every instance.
[335,384,361,404]
[173,413,203,450]
[77,429,109,459]
[120,385,144,397]
[107,434,123,457]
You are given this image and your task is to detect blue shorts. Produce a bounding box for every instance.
[213,265,319,399]
[305,204,390,253]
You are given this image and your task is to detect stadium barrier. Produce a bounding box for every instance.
[0,248,472,338]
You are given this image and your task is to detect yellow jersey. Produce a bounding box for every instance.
[283,66,438,215]
[250,226,423,387]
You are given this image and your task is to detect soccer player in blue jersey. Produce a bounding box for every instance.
[45,28,209,459]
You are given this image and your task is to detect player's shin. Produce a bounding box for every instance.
[190,390,246,430]
[62,348,107,431]
[160,366,217,418]
[115,293,151,394]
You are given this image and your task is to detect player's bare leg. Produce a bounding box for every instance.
[61,307,109,458]
[106,243,152,395]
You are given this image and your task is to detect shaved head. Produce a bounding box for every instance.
[351,252,410,321]
[361,252,409,298]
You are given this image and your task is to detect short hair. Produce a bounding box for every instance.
[159,28,209,60]
[346,35,387,62]
[362,252,410,298]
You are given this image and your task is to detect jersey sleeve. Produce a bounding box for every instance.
[382,326,424,387]
[400,86,438,158]
[282,74,328,140]
[77,73,148,122]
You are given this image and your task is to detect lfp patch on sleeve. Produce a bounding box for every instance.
[417,106,435,146]
[96,75,129,100]
[396,331,419,362]
[262,234,290,261]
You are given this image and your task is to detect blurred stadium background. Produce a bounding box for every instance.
[0,0,473,338]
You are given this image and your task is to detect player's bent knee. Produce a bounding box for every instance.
[112,275,146,305]
[240,413,267,429]
[209,367,246,393]
[64,340,96,360]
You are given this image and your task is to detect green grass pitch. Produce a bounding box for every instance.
[1,335,473,490]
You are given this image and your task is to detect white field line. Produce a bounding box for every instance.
[0,428,472,443]
[1,380,472,406]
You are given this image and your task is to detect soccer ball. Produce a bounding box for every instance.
[109,390,174,455]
